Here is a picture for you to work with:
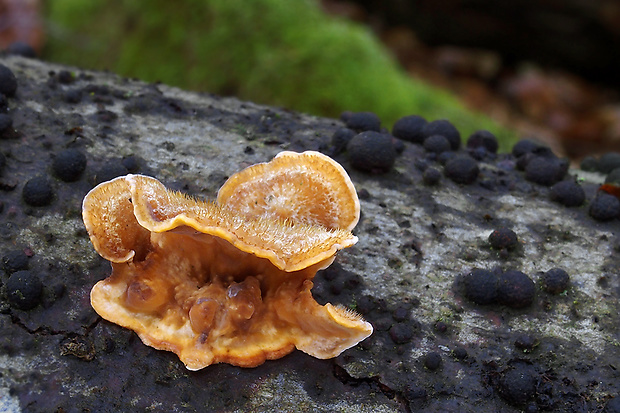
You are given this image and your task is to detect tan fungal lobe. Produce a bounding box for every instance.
[82,151,372,369]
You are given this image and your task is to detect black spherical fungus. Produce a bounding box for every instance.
[389,322,414,344]
[598,152,620,174]
[444,155,479,184]
[452,347,468,360]
[541,268,570,294]
[499,364,537,407]
[52,148,87,182]
[93,161,130,185]
[512,139,541,158]
[605,168,620,185]
[347,131,396,173]
[589,192,620,221]
[497,270,535,308]
[488,228,518,250]
[580,156,598,172]
[423,352,442,370]
[121,155,140,173]
[437,151,456,165]
[2,250,29,274]
[22,176,54,207]
[464,269,497,305]
[423,167,441,186]
[6,270,43,310]
[392,305,410,322]
[421,119,460,150]
[0,152,5,175]
[524,156,567,186]
[550,180,585,207]
[0,64,17,97]
[57,70,75,85]
[423,134,451,154]
[467,130,498,154]
[64,89,82,104]
[392,115,427,144]
[331,127,355,155]
[5,41,37,58]
[345,111,381,132]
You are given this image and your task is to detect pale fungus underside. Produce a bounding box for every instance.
[82,151,372,370]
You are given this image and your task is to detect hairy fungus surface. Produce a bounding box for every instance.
[82,151,372,369]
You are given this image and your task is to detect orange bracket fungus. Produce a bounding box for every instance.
[82,151,372,369]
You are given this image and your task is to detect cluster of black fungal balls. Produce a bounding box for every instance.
[462,228,570,309]
[331,111,620,221]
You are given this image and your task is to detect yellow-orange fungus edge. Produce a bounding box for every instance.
[82,151,372,369]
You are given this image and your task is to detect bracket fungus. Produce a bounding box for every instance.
[82,151,372,369]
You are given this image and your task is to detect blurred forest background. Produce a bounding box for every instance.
[2,0,620,158]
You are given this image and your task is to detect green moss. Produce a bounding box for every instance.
[43,0,517,150]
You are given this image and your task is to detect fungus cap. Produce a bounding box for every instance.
[82,151,372,369]
[217,150,360,231]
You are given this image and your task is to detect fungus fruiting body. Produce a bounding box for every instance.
[82,151,372,370]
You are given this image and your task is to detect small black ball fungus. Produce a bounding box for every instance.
[52,148,87,182]
[0,64,17,97]
[347,131,396,173]
[512,139,541,158]
[423,167,441,186]
[392,305,410,322]
[57,70,75,85]
[392,115,427,144]
[499,364,537,407]
[525,156,566,186]
[331,127,355,155]
[121,155,140,173]
[389,322,414,344]
[0,152,5,175]
[589,192,620,221]
[444,155,479,184]
[22,176,54,207]
[421,119,460,150]
[580,156,598,172]
[437,151,456,165]
[423,352,442,370]
[345,111,381,132]
[6,270,43,310]
[488,227,518,250]
[467,130,498,154]
[2,250,29,274]
[5,41,36,58]
[94,161,129,185]
[423,134,451,154]
[497,270,535,308]
[541,268,570,294]
[605,168,620,185]
[550,180,586,207]
[598,152,620,174]
[64,89,82,104]
[452,347,468,360]
[464,269,497,305]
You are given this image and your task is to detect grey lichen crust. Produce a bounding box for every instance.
[0,56,618,412]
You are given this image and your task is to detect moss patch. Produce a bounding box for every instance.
[43,0,517,150]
